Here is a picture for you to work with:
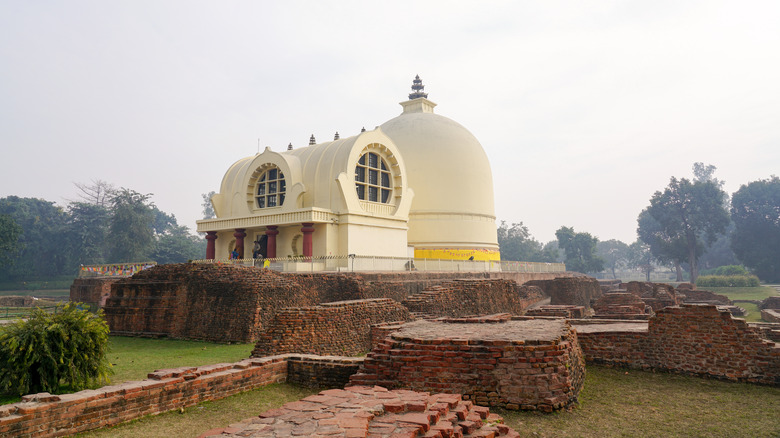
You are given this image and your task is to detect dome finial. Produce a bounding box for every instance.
[309,134,316,145]
[287,142,293,150]
[408,74,428,100]
[334,131,340,140]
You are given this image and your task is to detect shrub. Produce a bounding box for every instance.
[696,275,760,288]
[713,265,750,276]
[0,302,111,396]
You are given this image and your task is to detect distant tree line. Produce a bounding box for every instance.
[0,180,205,282]
[499,164,780,284]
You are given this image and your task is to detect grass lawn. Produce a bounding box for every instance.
[705,285,778,322]
[107,336,255,384]
[0,288,71,299]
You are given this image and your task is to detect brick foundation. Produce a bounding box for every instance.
[575,304,780,385]
[525,305,586,318]
[350,316,585,412]
[621,281,680,311]
[250,298,413,357]
[401,280,545,319]
[525,277,602,309]
[592,292,651,320]
[0,354,364,438]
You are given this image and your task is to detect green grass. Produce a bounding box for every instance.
[499,366,780,438]
[107,336,255,384]
[707,285,778,301]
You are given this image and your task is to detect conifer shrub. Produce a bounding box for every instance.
[0,302,111,396]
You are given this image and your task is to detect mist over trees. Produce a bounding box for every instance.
[496,221,558,262]
[730,176,780,282]
[0,182,204,281]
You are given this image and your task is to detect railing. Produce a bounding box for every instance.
[0,305,58,320]
[78,262,157,278]
[191,255,565,274]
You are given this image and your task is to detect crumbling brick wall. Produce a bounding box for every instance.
[577,304,780,385]
[69,278,121,308]
[526,277,602,309]
[622,281,680,311]
[251,298,413,357]
[103,264,320,343]
[592,292,651,319]
[401,280,544,318]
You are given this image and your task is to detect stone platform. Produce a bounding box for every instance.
[350,315,585,412]
[199,386,519,438]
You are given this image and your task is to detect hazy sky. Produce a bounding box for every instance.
[1,1,778,244]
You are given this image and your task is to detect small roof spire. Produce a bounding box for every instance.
[361,127,366,132]
[309,134,316,145]
[334,131,340,140]
[408,74,428,100]
[287,143,293,151]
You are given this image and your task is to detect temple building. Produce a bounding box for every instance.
[196,76,500,261]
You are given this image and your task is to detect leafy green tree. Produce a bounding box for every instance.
[108,189,155,262]
[640,174,729,284]
[731,176,780,282]
[152,225,206,264]
[555,226,604,274]
[0,196,71,280]
[0,214,22,265]
[497,221,558,262]
[65,202,111,266]
[697,223,738,270]
[637,208,688,281]
[627,240,656,281]
[0,302,111,396]
[596,239,629,279]
[202,191,216,219]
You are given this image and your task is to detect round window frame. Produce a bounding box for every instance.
[248,164,287,211]
[354,143,399,206]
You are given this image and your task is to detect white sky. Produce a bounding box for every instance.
[1,1,778,244]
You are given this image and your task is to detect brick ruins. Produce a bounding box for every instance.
[350,315,586,412]
[525,276,602,308]
[401,280,544,319]
[51,268,780,436]
[250,298,412,357]
[575,304,780,385]
[94,264,569,343]
[201,386,520,438]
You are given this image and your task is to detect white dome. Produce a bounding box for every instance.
[380,97,499,255]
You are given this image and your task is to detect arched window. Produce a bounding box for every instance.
[255,167,286,208]
[355,152,391,203]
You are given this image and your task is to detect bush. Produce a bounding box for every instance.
[0,302,111,396]
[696,275,760,287]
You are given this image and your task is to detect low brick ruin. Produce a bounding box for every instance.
[201,386,519,438]
[575,304,780,385]
[525,276,602,309]
[592,292,651,320]
[70,277,120,308]
[250,298,412,357]
[621,281,680,311]
[350,315,585,412]
[401,279,545,319]
[525,305,586,318]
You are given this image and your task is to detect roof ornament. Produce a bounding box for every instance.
[309,134,316,145]
[361,127,366,132]
[334,131,340,140]
[408,75,428,100]
[287,143,293,151]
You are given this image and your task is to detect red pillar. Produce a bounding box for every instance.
[234,228,247,259]
[301,223,315,258]
[265,226,279,258]
[205,231,218,260]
